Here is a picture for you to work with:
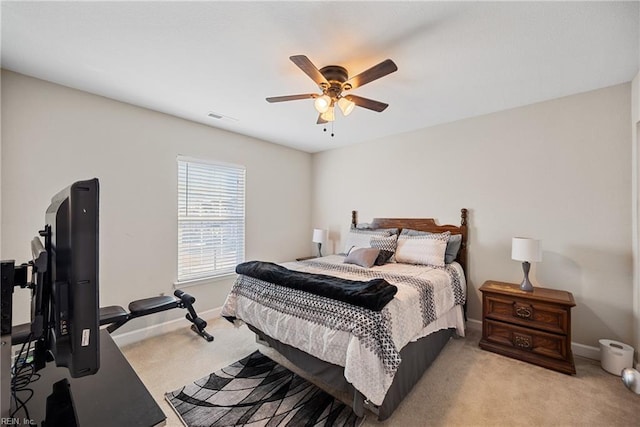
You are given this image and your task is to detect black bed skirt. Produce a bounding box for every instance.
[247,324,456,421]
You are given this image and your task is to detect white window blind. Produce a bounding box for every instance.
[177,157,245,283]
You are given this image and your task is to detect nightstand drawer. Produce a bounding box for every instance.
[483,293,569,335]
[482,319,570,361]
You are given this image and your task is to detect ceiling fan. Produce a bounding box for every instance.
[266,55,398,124]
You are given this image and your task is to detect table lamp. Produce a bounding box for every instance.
[312,228,328,257]
[511,237,542,292]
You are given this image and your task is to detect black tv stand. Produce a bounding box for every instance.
[10,329,166,426]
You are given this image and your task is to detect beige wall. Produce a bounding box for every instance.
[0,72,2,260]
[633,70,640,356]
[632,3,640,360]
[2,69,634,350]
[312,83,632,348]
[1,70,312,331]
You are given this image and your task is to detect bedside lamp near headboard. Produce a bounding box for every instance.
[312,229,328,257]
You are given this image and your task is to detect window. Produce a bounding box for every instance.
[177,156,245,283]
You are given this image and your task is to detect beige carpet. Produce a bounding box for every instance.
[120,318,638,426]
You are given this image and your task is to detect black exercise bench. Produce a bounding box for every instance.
[11,290,213,346]
[99,289,214,342]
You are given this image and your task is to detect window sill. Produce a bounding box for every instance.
[174,273,236,289]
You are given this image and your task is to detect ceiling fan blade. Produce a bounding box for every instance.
[317,114,328,124]
[346,59,398,89]
[290,55,329,86]
[266,94,317,103]
[345,95,389,112]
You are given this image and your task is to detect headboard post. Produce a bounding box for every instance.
[459,208,468,280]
[351,210,357,228]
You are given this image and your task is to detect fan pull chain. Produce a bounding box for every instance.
[322,122,335,137]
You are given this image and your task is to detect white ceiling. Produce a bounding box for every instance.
[2,1,638,153]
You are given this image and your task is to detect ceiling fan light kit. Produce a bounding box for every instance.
[267,55,397,125]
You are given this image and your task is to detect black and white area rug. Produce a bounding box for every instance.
[165,351,363,427]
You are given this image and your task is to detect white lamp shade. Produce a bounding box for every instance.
[320,106,335,122]
[314,95,331,113]
[312,228,328,244]
[337,97,356,116]
[511,237,542,262]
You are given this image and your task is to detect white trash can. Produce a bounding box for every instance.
[599,339,634,375]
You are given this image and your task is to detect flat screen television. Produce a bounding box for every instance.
[30,178,100,378]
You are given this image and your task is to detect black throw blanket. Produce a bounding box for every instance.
[235,261,397,311]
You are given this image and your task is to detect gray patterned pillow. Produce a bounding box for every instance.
[341,228,397,255]
[354,224,398,234]
[370,235,398,265]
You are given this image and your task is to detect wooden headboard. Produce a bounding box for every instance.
[351,209,469,276]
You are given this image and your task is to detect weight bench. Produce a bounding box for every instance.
[10,290,213,346]
[99,289,214,342]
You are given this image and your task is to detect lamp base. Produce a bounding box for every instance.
[520,261,534,292]
[520,278,534,292]
[317,242,323,258]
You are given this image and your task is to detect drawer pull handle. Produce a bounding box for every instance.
[514,334,532,350]
[515,306,532,319]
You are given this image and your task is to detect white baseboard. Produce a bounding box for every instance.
[466,318,482,331]
[466,317,601,361]
[572,342,601,361]
[111,307,221,347]
[110,309,611,363]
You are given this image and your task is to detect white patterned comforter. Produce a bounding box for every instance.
[221,255,466,406]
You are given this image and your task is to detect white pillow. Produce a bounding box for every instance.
[395,232,450,267]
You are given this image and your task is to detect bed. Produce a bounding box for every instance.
[221,209,468,420]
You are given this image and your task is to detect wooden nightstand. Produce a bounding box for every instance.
[479,280,576,375]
